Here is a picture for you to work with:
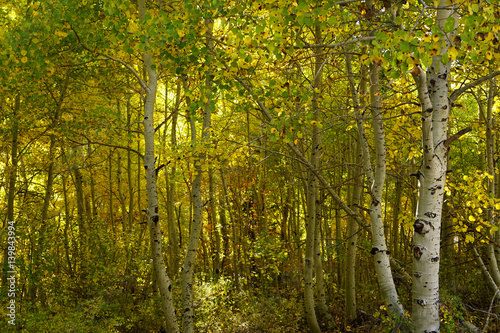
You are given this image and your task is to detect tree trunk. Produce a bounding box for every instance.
[209,168,221,280]
[181,18,213,333]
[354,60,405,318]
[127,99,134,231]
[3,95,19,291]
[392,178,402,259]
[167,82,180,276]
[411,2,457,330]
[303,24,325,333]
[138,0,179,331]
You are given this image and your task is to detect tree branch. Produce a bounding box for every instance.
[67,136,143,158]
[102,54,148,91]
[301,36,376,49]
[443,127,472,148]
[70,25,148,91]
[450,70,500,104]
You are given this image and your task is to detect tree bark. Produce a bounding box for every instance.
[349,54,404,318]
[181,18,213,333]
[411,2,457,331]
[138,0,179,331]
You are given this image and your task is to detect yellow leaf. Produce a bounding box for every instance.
[465,235,474,243]
[448,47,458,60]
[486,51,493,60]
[21,50,27,56]
[243,36,252,46]
[21,56,28,63]
[294,139,300,145]
[271,128,277,134]
[495,203,500,210]
[469,215,476,222]
[476,225,482,232]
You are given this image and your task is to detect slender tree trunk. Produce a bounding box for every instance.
[392,178,402,259]
[345,141,362,323]
[127,99,134,231]
[209,168,221,280]
[354,61,404,318]
[303,24,325,333]
[335,202,343,289]
[138,0,179,331]
[108,151,116,235]
[484,81,500,287]
[181,18,213,333]
[117,149,128,233]
[3,95,19,291]
[314,193,330,323]
[345,52,367,323]
[62,175,74,278]
[73,152,86,242]
[220,167,239,287]
[311,24,330,326]
[167,82,180,276]
[304,170,321,333]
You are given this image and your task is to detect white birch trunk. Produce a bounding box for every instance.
[138,1,179,332]
[354,61,405,318]
[411,2,456,331]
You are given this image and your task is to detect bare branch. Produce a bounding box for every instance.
[70,24,147,91]
[450,70,500,104]
[102,54,148,91]
[301,36,376,49]
[67,135,143,158]
[443,127,472,148]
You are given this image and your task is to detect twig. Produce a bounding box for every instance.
[482,289,499,333]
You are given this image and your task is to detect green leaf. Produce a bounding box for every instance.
[400,41,410,52]
[444,17,456,33]
[441,53,449,65]
[471,4,479,13]
[376,32,390,44]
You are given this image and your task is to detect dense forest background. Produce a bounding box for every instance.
[1,0,500,332]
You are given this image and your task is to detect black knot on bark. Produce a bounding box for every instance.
[414,220,425,234]
[414,246,424,260]
[415,299,427,307]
